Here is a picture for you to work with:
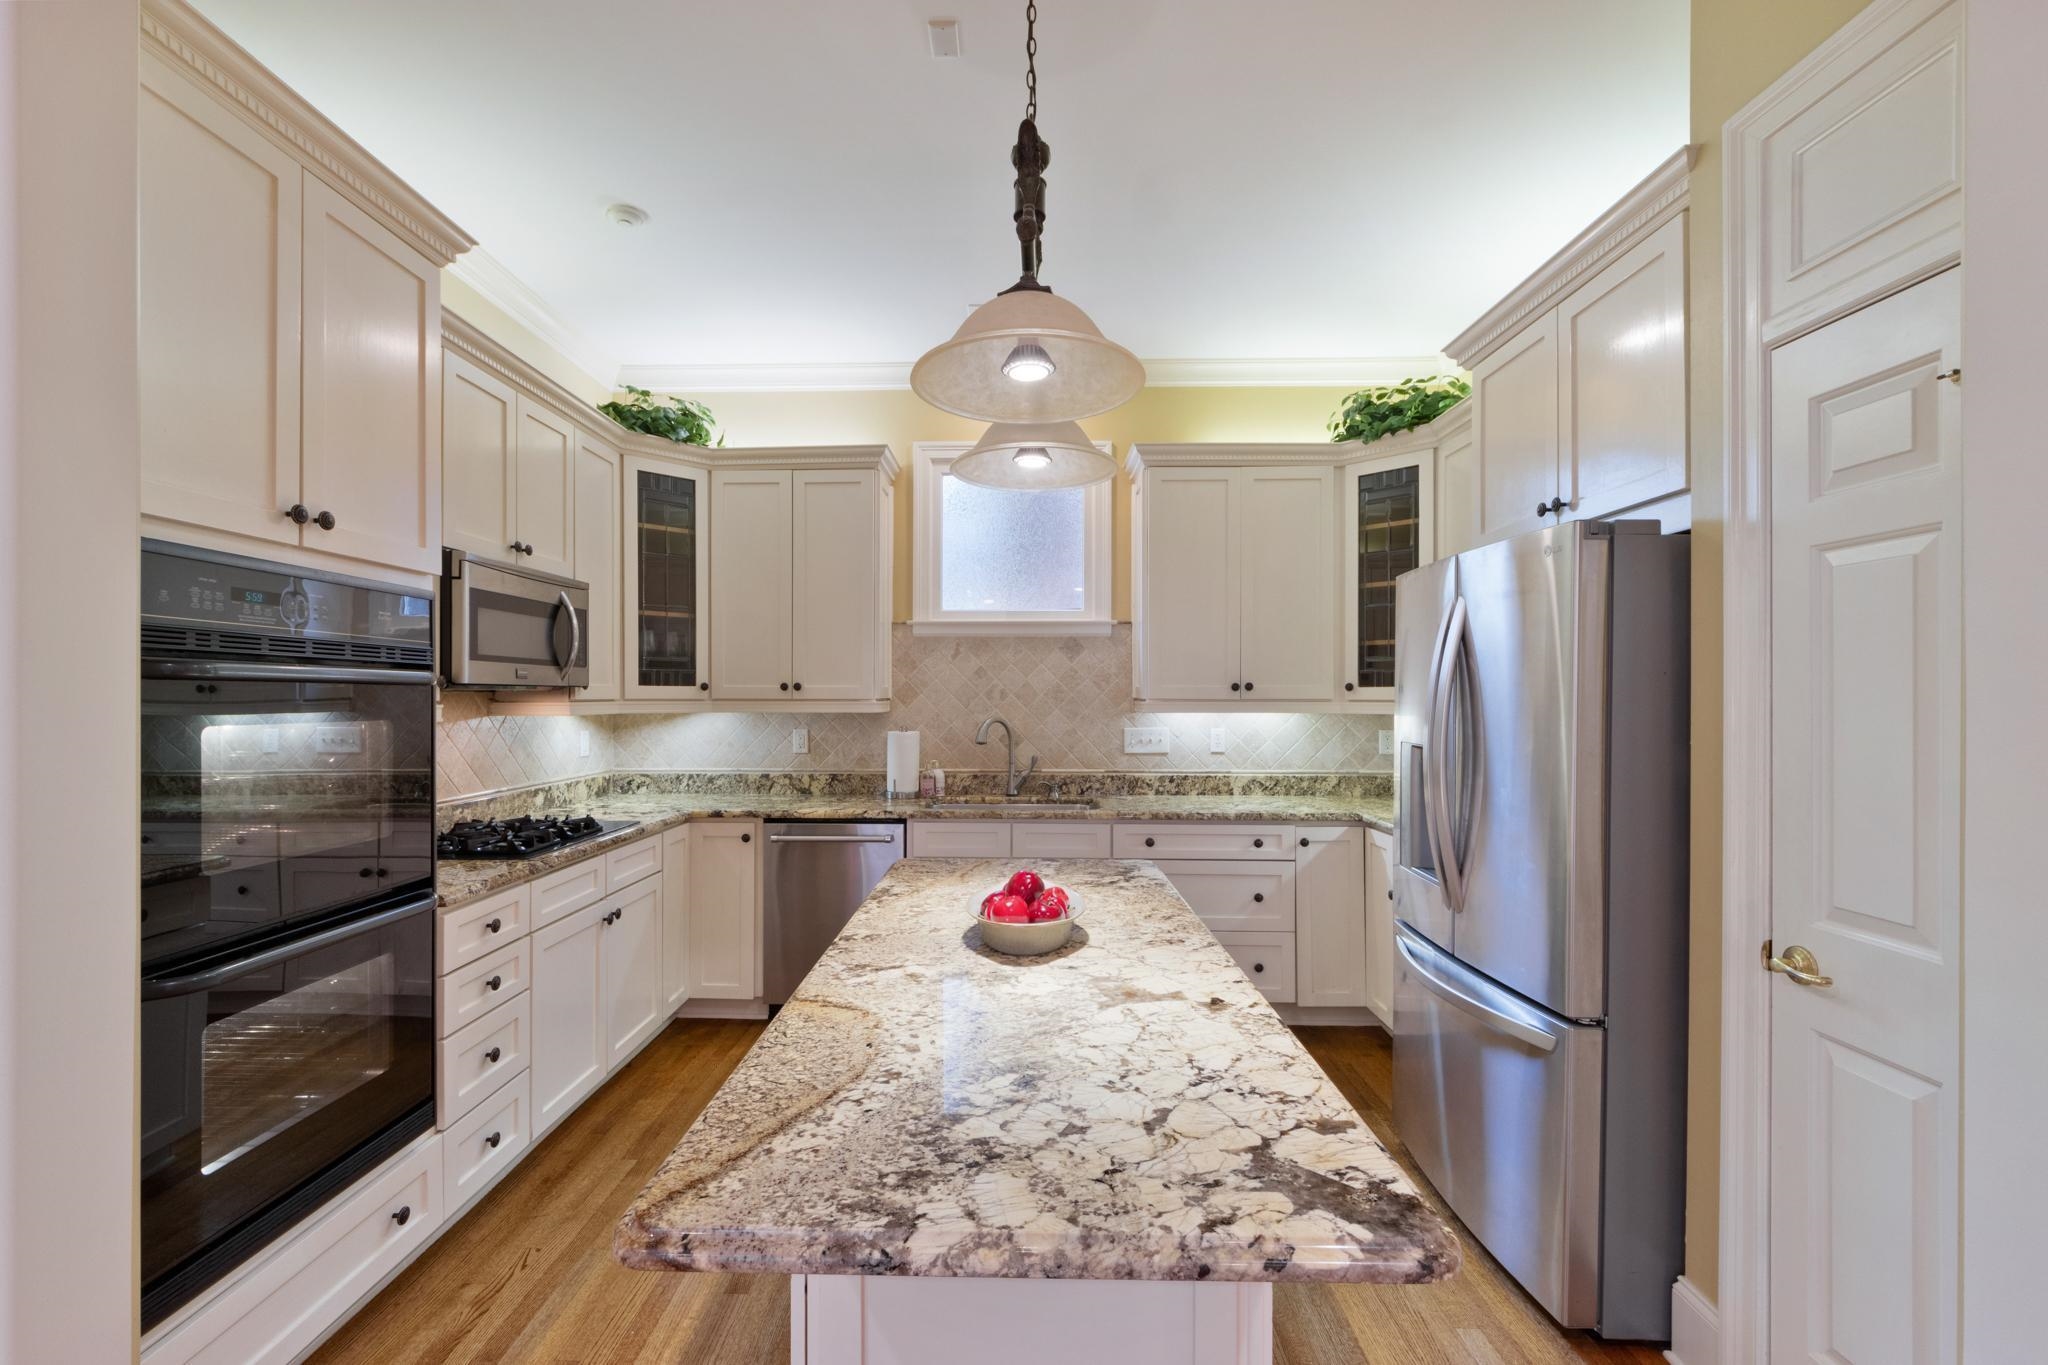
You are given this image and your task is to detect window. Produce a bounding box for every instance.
[911,442,1113,634]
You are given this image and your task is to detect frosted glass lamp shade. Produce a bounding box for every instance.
[949,420,1114,489]
[911,288,1145,422]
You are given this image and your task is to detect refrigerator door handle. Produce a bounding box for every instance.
[1396,927,1559,1053]
[1450,598,1484,883]
[1428,597,1470,912]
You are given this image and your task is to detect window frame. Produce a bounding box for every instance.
[910,440,1114,636]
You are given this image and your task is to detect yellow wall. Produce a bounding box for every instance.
[706,386,1358,621]
[1684,0,1869,1304]
[441,271,615,408]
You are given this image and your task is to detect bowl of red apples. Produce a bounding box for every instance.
[975,868,1081,956]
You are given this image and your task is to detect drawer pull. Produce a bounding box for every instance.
[1145,837,1156,848]
[741,832,752,843]
[1252,962,1265,974]
[1252,839,1263,849]
[486,918,503,933]
[1253,893,1264,903]
[484,1046,502,1064]
[486,975,503,991]
[485,1131,502,1149]
[391,1205,411,1227]
[1300,837,1310,847]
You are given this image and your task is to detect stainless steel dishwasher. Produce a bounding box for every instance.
[762,821,905,1003]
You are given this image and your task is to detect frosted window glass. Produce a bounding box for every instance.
[939,473,1087,613]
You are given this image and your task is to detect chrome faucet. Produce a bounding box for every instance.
[975,716,1038,797]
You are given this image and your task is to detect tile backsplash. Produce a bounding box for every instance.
[435,626,1392,800]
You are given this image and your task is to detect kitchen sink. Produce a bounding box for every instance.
[923,800,1099,813]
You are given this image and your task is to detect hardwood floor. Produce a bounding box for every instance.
[310,1021,1666,1365]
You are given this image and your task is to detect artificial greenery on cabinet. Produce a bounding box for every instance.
[1328,375,1469,446]
[599,385,723,447]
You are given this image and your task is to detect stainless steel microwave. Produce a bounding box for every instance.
[442,549,590,689]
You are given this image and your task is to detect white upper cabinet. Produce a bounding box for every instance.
[139,52,303,548]
[622,454,709,701]
[513,399,576,577]
[137,0,471,577]
[1445,148,1693,551]
[1129,454,1335,705]
[1342,433,1443,704]
[573,429,622,702]
[709,469,795,701]
[442,353,517,562]
[790,469,881,701]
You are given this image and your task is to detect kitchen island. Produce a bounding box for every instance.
[616,857,1457,1365]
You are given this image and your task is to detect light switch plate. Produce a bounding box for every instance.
[792,727,809,755]
[1209,727,1228,754]
[1378,729,1396,756]
[261,726,280,755]
[1123,726,1169,755]
[579,729,592,758]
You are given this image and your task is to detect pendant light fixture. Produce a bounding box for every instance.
[949,419,1112,489]
[910,1,1144,431]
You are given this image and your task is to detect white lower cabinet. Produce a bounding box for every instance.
[603,876,666,1067]
[662,824,692,1011]
[908,820,1012,859]
[1009,821,1114,860]
[141,1135,443,1365]
[1294,826,1370,1010]
[687,820,761,999]
[1364,829,1395,1026]
[1211,932,1297,1003]
[530,899,607,1134]
[442,1073,531,1215]
[437,991,531,1125]
[1151,861,1296,933]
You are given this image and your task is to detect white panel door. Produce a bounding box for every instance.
[1139,467,1240,701]
[1469,311,1559,547]
[790,468,879,701]
[661,824,691,1011]
[709,469,794,700]
[573,429,621,700]
[441,353,517,563]
[138,55,303,547]
[600,878,665,1068]
[1435,421,1479,559]
[687,821,760,1000]
[1363,828,1395,1026]
[1294,826,1368,1010]
[514,398,576,577]
[300,177,440,574]
[530,901,606,1135]
[1768,269,1959,1365]
[1237,467,1334,701]
[1557,213,1689,521]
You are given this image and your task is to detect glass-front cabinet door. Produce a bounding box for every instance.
[1341,449,1435,705]
[622,455,710,701]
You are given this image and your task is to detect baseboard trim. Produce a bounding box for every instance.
[1664,1276,1718,1365]
[672,999,772,1021]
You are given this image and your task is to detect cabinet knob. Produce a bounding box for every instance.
[1252,962,1265,974]
[1230,682,1241,693]
[741,832,752,843]
[391,1205,411,1227]
[1144,837,1156,848]
[1300,837,1310,847]
[1243,683,1254,693]
[486,975,502,991]
[485,1131,502,1149]
[779,682,790,692]
[313,510,337,531]
[1536,497,1567,517]
[1253,893,1265,903]
[1252,838,1263,848]
[286,503,311,525]
[485,1046,502,1064]
[791,682,802,692]
[359,867,374,878]
[236,885,250,896]
[485,918,502,933]
[1387,889,1394,900]
[698,682,710,691]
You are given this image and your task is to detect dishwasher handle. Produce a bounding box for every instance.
[766,833,900,844]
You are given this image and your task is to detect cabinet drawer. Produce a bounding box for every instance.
[1113,823,1295,861]
[1155,861,1296,932]
[140,1135,443,1365]
[436,937,531,1038]
[908,821,1011,859]
[438,884,529,974]
[605,834,662,891]
[531,856,607,927]
[438,992,531,1125]
[1213,931,1297,1003]
[1009,821,1114,860]
[443,1071,531,1213]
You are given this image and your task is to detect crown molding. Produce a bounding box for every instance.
[140,0,475,267]
[1125,400,1470,475]
[447,248,620,391]
[1442,145,1696,370]
[620,354,1457,395]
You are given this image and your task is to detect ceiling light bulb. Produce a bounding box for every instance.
[1012,447,1052,470]
[1001,341,1055,384]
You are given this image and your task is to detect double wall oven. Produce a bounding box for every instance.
[139,542,437,1329]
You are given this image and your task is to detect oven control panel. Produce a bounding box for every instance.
[142,542,431,650]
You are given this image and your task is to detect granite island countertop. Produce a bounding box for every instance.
[436,789,1396,910]
[613,857,1458,1284]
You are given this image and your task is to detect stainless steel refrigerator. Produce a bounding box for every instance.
[1391,520,1689,1340]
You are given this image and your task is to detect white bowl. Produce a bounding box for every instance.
[974,891,1083,957]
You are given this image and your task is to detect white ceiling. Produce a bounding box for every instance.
[192,0,1689,387]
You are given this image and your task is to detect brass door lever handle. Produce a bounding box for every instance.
[1763,939,1834,988]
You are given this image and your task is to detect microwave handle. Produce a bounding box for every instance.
[554,590,580,676]
[141,891,436,1000]
[144,660,434,686]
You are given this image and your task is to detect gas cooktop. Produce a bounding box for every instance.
[436,814,639,861]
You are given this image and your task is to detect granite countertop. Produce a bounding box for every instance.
[436,790,1396,910]
[614,857,1456,1283]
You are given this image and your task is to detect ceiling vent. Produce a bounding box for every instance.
[605,203,650,228]
[926,18,961,58]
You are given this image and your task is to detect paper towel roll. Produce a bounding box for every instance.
[886,731,921,797]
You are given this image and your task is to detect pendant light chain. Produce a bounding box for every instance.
[1008,0,1050,290]
[1025,1,1038,121]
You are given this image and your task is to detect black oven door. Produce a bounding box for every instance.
[139,891,436,1329]
[140,662,435,973]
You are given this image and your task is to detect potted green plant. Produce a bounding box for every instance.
[598,385,723,447]
[1327,375,1469,446]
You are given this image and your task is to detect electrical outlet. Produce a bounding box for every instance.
[579,729,592,758]
[1209,727,1228,754]
[792,727,809,755]
[261,727,280,755]
[314,724,363,755]
[1123,725,1169,755]
[1378,729,1396,756]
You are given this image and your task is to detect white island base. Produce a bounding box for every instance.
[792,1274,1274,1365]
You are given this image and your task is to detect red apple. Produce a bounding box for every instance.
[1026,899,1063,923]
[1004,869,1045,903]
[980,891,1006,918]
[987,893,1032,923]
[1034,885,1070,918]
